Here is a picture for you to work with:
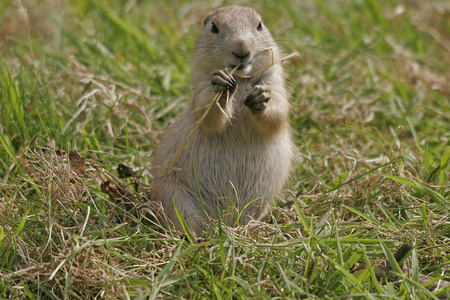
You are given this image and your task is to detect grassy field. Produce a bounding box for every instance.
[1,0,449,298]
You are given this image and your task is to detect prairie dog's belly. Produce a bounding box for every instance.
[189,121,287,200]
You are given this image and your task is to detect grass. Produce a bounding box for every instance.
[1,0,449,298]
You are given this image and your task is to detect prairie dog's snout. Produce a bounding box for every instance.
[229,38,254,74]
[231,39,251,62]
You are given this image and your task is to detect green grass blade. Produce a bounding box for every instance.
[225,276,250,290]
[294,200,309,231]
[328,171,349,190]
[438,146,450,195]
[15,209,29,236]
[412,247,419,283]
[383,174,445,203]
[362,251,385,294]
[0,132,19,165]
[334,213,343,266]
[2,62,27,140]
[173,199,196,243]
[379,241,403,275]
[344,205,380,225]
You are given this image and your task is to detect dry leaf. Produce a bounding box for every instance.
[117,163,134,178]
[69,150,85,174]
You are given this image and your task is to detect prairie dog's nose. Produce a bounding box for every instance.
[232,39,251,62]
[232,50,250,60]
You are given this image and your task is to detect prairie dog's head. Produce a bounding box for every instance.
[193,5,279,77]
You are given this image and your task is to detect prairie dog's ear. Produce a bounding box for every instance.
[203,12,212,27]
[203,8,221,27]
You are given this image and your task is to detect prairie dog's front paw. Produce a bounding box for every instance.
[245,85,271,114]
[211,69,237,94]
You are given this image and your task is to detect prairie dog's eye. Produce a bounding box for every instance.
[211,22,219,34]
[257,21,263,31]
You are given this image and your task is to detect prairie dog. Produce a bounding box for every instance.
[151,5,293,236]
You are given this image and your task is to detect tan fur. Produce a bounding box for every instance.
[151,6,294,236]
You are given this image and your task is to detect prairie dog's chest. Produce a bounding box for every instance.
[233,75,262,102]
